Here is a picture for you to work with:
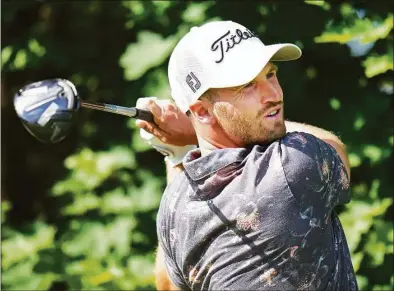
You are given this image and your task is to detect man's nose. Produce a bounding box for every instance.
[258,81,282,104]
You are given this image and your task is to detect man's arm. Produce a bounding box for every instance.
[155,244,181,291]
[152,161,185,291]
[136,98,194,290]
[285,121,351,179]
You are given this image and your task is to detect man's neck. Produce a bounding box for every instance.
[197,135,218,156]
[195,123,242,156]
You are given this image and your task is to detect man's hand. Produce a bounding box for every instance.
[136,97,197,146]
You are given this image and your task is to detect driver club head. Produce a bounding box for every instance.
[13,79,80,144]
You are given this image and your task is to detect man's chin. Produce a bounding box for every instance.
[245,125,286,146]
[270,124,287,141]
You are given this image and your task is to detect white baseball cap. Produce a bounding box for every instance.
[168,20,302,113]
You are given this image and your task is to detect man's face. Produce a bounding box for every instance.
[210,62,286,146]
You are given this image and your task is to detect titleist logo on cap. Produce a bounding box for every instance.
[211,28,258,63]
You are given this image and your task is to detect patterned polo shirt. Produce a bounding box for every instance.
[157,132,358,290]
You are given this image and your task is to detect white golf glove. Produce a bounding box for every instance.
[136,97,197,167]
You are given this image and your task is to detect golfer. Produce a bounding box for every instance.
[136,20,358,291]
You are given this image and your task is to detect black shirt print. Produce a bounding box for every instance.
[157,132,358,290]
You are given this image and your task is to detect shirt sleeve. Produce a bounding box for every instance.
[280,132,351,221]
[156,183,190,290]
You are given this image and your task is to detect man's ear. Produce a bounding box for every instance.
[189,100,215,125]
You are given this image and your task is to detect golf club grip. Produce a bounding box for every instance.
[135,108,154,122]
[80,101,154,122]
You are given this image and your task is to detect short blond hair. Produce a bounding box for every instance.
[201,89,219,101]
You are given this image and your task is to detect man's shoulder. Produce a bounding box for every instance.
[165,169,188,192]
[277,131,328,157]
[280,131,320,144]
[246,131,321,160]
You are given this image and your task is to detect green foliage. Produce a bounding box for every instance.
[2,1,392,290]
[2,222,59,290]
[363,50,393,78]
[339,198,392,255]
[119,31,179,81]
[2,144,164,289]
[314,13,393,44]
[314,7,393,79]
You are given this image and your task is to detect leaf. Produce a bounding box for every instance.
[152,1,173,15]
[359,14,393,44]
[348,152,362,168]
[51,178,87,197]
[122,1,145,21]
[182,2,213,24]
[351,252,364,273]
[13,49,27,70]
[314,31,354,44]
[314,14,393,44]
[33,248,65,275]
[4,273,60,291]
[339,198,393,252]
[372,284,394,291]
[54,146,137,194]
[367,219,394,257]
[100,188,135,215]
[1,46,13,68]
[119,31,178,81]
[142,68,173,99]
[106,217,135,257]
[304,0,326,7]
[356,275,369,291]
[329,98,341,110]
[365,232,386,267]
[339,3,353,17]
[362,52,393,78]
[127,255,155,286]
[353,114,365,131]
[28,38,46,57]
[61,222,108,259]
[2,223,56,270]
[2,259,35,286]
[127,170,164,212]
[1,200,12,223]
[65,258,102,276]
[62,192,100,215]
[304,0,331,10]
[129,121,156,153]
[362,145,383,164]
[96,146,136,174]
[368,179,380,199]
[351,182,368,198]
[85,270,117,286]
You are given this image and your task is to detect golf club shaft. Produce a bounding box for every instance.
[80,100,154,122]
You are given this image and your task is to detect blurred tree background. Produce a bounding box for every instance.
[1,1,392,290]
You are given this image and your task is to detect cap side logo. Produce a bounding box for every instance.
[211,29,258,63]
[186,72,201,93]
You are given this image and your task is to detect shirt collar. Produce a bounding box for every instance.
[183,147,249,181]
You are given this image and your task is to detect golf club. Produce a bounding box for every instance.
[13,78,154,143]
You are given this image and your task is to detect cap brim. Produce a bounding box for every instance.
[269,43,302,61]
[211,43,302,89]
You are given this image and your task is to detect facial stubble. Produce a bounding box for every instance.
[214,104,286,146]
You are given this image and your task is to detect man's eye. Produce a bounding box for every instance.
[267,71,277,79]
[244,82,254,88]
